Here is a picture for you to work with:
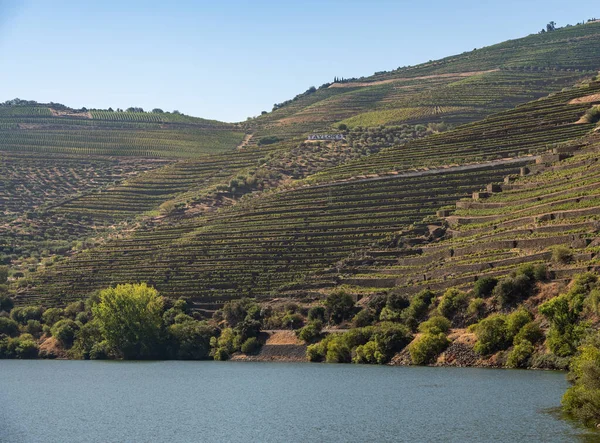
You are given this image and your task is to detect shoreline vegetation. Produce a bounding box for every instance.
[1,267,600,428]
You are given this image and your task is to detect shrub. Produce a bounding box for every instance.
[409,333,450,365]
[240,337,261,355]
[505,309,533,338]
[307,306,326,322]
[467,298,485,320]
[71,321,103,359]
[473,314,510,355]
[562,336,600,427]
[552,246,573,264]
[437,288,468,319]
[297,321,323,343]
[367,294,387,316]
[386,293,410,311]
[352,309,374,327]
[530,352,570,370]
[402,289,435,331]
[51,319,80,349]
[307,337,331,362]
[353,340,386,364]
[324,291,355,325]
[493,274,533,307]
[473,277,498,298]
[42,308,64,326]
[0,317,19,337]
[539,293,588,357]
[506,340,534,368]
[0,294,14,313]
[514,322,544,345]
[582,106,600,124]
[23,320,42,337]
[418,316,451,335]
[372,322,412,358]
[325,338,352,363]
[89,341,111,360]
[10,306,43,325]
[10,334,39,359]
[281,313,304,330]
[168,320,217,360]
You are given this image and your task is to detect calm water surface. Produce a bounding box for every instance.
[0,361,597,443]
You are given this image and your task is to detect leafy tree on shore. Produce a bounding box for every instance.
[92,283,164,359]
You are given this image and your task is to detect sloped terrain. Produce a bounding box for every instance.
[17,77,600,308]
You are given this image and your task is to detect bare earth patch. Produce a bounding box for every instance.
[49,108,92,119]
[569,93,600,105]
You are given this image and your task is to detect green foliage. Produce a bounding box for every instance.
[473,277,498,298]
[221,298,260,328]
[540,293,586,357]
[353,340,386,364]
[0,294,13,313]
[42,308,64,326]
[23,320,42,337]
[281,313,304,330]
[352,309,375,327]
[401,289,435,331]
[409,333,450,365]
[92,283,164,359]
[258,136,282,146]
[506,340,535,368]
[505,309,533,338]
[0,317,19,337]
[10,306,43,325]
[473,314,510,355]
[437,288,468,319]
[418,316,451,335]
[324,291,355,325]
[51,319,80,349]
[0,334,39,359]
[168,320,217,360]
[240,337,260,355]
[492,274,533,307]
[297,321,323,343]
[514,321,544,345]
[552,245,573,264]
[307,306,326,322]
[582,106,600,124]
[562,334,600,427]
[466,298,486,320]
[71,320,104,359]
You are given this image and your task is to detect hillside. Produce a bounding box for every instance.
[2,20,600,308]
[16,78,600,309]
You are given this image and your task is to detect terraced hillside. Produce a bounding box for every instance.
[18,159,526,308]
[7,21,600,310]
[310,132,600,299]
[0,103,245,158]
[256,22,600,132]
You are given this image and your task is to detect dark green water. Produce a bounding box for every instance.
[0,361,597,442]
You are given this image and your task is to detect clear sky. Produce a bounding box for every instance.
[0,0,597,122]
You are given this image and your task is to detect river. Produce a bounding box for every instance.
[0,361,596,442]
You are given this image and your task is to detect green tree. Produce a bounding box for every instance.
[92,283,164,359]
[324,291,355,324]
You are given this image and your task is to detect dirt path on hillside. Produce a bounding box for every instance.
[237,133,253,150]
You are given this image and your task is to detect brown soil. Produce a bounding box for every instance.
[569,93,600,104]
[38,336,68,359]
[49,108,92,119]
[264,330,303,345]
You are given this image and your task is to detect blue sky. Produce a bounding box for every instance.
[0,0,597,122]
